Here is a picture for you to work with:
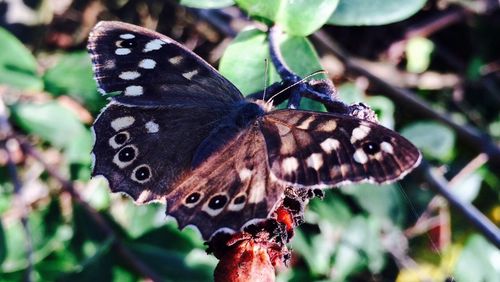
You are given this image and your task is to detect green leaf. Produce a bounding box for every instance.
[59,238,114,281]
[220,29,277,95]
[126,242,215,280]
[236,0,339,35]
[450,171,483,203]
[0,27,43,90]
[406,37,434,73]
[219,28,324,105]
[180,0,234,8]
[453,234,500,282]
[332,216,385,280]
[43,52,106,113]
[401,121,455,162]
[342,183,405,225]
[328,0,427,26]
[9,101,92,165]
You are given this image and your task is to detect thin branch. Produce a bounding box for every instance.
[417,161,500,248]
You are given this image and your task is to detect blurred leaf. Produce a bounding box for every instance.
[10,101,92,165]
[293,228,335,275]
[332,216,385,281]
[59,238,114,281]
[113,266,137,282]
[126,242,214,281]
[110,201,165,238]
[342,183,406,225]
[180,0,234,8]
[401,121,455,162]
[43,52,106,113]
[0,221,6,266]
[220,29,324,98]
[294,192,352,275]
[328,0,426,26]
[453,234,500,282]
[406,37,434,73]
[134,225,203,253]
[0,27,43,90]
[450,171,483,203]
[236,0,339,36]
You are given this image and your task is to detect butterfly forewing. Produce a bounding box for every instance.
[88,21,243,107]
[261,110,421,188]
[91,101,230,204]
[165,124,285,239]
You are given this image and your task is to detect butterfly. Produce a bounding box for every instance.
[88,21,421,240]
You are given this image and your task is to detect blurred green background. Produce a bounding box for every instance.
[0,0,499,281]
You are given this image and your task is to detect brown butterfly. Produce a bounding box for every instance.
[88,21,421,240]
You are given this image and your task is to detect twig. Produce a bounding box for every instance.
[417,161,500,248]
[16,139,164,282]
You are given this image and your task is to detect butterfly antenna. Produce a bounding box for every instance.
[263,59,269,101]
[266,70,327,106]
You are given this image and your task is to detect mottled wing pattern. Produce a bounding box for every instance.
[261,110,421,188]
[165,123,285,240]
[91,101,228,204]
[88,21,243,107]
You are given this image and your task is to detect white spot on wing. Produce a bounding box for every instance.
[351,124,371,143]
[145,121,159,133]
[143,39,166,52]
[115,48,131,55]
[381,142,394,154]
[296,116,315,130]
[169,56,183,65]
[124,85,143,96]
[111,116,135,131]
[320,138,340,154]
[139,59,156,69]
[120,33,135,39]
[238,168,252,181]
[119,71,141,80]
[248,180,265,203]
[282,157,299,175]
[136,190,152,203]
[317,120,337,132]
[353,148,368,164]
[182,70,198,80]
[306,153,324,170]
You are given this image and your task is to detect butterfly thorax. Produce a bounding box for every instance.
[191,101,266,168]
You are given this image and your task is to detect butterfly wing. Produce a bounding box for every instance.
[88,21,243,107]
[260,110,421,188]
[165,123,285,240]
[91,101,229,204]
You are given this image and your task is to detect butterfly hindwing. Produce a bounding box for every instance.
[261,110,421,187]
[88,21,243,107]
[165,123,285,239]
